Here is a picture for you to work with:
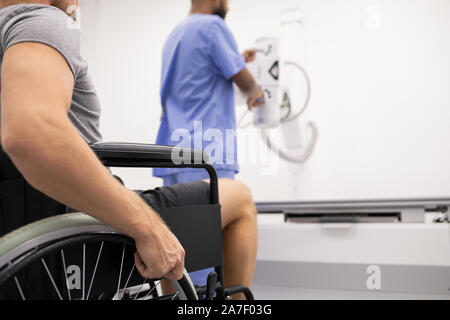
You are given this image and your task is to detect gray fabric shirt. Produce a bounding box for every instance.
[0,4,102,144]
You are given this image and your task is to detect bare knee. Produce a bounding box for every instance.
[218,179,257,226]
[230,180,257,220]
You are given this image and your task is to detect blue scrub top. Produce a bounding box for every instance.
[154,14,246,178]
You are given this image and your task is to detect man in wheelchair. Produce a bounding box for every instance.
[0,0,257,300]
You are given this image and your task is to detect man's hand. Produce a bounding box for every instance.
[247,87,265,110]
[134,221,185,280]
[243,49,257,63]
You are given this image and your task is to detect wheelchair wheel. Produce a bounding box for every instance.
[0,213,198,300]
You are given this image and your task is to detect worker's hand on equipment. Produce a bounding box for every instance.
[134,221,186,280]
[243,49,257,63]
[247,87,265,110]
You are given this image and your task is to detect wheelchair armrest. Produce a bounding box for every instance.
[91,142,219,204]
[91,142,209,167]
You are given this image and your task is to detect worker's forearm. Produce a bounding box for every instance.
[232,68,261,97]
[2,118,161,241]
[240,80,261,98]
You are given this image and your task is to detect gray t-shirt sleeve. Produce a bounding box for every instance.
[1,5,82,78]
[0,4,103,144]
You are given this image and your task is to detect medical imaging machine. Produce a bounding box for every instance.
[241,6,450,299]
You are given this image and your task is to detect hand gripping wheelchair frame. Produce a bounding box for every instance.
[0,142,254,300]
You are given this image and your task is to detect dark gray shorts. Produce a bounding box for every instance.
[135,181,211,210]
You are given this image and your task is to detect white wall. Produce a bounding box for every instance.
[279,0,450,201]
[80,0,191,190]
[79,0,450,202]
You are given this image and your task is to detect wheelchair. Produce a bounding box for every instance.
[0,143,254,300]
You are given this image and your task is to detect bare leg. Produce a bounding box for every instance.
[216,178,258,300]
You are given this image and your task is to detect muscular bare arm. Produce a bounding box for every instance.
[0,43,184,280]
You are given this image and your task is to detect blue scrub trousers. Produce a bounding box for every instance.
[163,169,236,287]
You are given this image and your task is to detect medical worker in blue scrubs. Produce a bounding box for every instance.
[154,0,264,287]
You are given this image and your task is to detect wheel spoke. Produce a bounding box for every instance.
[171,291,180,301]
[115,245,126,299]
[120,264,136,300]
[13,277,25,301]
[60,250,71,300]
[133,279,148,300]
[144,280,161,299]
[86,242,104,300]
[82,244,86,300]
[41,258,63,300]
